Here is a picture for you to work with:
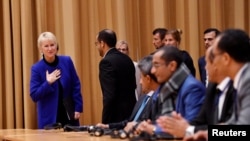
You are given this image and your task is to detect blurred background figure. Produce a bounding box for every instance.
[198,28,220,86]
[152,28,167,49]
[116,40,142,100]
[164,29,196,77]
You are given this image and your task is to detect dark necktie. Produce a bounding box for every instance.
[215,89,222,106]
[233,88,238,122]
[133,95,150,121]
[214,89,222,123]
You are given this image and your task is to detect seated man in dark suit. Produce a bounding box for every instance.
[96,55,159,130]
[155,45,235,138]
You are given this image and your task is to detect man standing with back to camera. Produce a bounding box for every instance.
[95,29,137,123]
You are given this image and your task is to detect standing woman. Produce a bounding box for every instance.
[30,32,83,129]
[164,29,196,77]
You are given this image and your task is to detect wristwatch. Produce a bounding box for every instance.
[185,126,195,136]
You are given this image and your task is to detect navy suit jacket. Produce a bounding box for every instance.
[198,56,206,86]
[30,56,83,129]
[150,75,205,122]
[176,75,206,122]
[99,48,136,123]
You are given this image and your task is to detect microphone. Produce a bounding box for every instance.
[87,126,104,136]
[63,125,89,132]
[44,123,62,130]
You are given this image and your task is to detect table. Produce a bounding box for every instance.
[0,129,129,141]
[0,129,180,141]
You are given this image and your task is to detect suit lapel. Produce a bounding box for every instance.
[129,95,146,120]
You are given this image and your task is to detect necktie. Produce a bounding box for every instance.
[214,89,222,106]
[214,89,222,122]
[133,95,150,121]
[233,88,238,122]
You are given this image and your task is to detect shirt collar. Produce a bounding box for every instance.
[103,47,114,58]
[146,91,154,97]
[217,77,231,92]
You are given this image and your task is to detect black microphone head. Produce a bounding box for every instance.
[79,125,89,131]
[88,125,96,136]
[94,128,104,137]
[118,129,128,139]
[63,125,89,132]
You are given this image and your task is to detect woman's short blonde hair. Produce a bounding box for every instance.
[37,32,57,48]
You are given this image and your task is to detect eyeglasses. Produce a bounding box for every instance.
[152,62,166,68]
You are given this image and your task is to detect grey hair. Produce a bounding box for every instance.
[138,55,157,82]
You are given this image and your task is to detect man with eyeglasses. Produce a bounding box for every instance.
[134,46,205,138]
[155,47,235,139]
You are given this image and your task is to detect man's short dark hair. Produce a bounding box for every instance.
[204,28,221,36]
[152,28,167,40]
[217,29,250,63]
[98,29,117,47]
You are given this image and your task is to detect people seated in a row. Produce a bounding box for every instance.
[156,29,250,141]
[131,46,205,135]
[94,28,204,138]
[96,46,205,137]
[93,28,250,141]
[156,47,235,137]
